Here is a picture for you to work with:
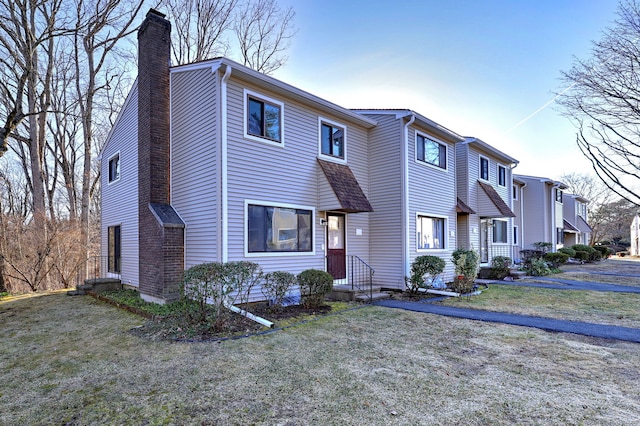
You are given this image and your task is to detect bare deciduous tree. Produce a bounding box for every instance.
[234,0,295,74]
[164,0,236,64]
[561,172,616,244]
[558,0,640,205]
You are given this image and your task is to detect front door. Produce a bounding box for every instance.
[480,219,489,263]
[326,213,346,280]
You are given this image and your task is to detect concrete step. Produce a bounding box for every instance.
[354,292,392,302]
[508,270,527,279]
[327,284,384,302]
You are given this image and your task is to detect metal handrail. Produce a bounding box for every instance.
[349,255,375,303]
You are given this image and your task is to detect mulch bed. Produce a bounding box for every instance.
[127,301,334,342]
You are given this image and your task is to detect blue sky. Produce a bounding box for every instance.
[273,0,619,179]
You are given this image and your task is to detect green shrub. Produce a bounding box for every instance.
[451,249,479,294]
[533,242,553,254]
[588,251,602,262]
[298,269,333,308]
[574,250,589,261]
[544,252,569,268]
[528,257,552,276]
[490,256,512,280]
[558,247,576,258]
[571,244,595,254]
[181,261,263,331]
[262,271,297,312]
[405,255,446,293]
[593,245,611,257]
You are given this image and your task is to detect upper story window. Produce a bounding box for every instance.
[480,156,489,180]
[416,134,446,169]
[512,184,518,200]
[247,203,312,253]
[417,215,445,250]
[108,154,120,183]
[556,189,563,202]
[320,120,345,160]
[245,90,283,144]
[498,165,506,186]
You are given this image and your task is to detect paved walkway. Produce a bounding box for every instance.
[373,279,640,344]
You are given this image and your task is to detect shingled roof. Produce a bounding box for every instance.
[317,159,373,213]
[456,197,475,215]
[563,219,579,232]
[477,181,516,218]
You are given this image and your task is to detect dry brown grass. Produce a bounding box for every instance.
[2,290,640,425]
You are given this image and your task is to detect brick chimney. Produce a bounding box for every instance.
[137,9,184,304]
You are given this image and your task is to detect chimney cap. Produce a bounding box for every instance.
[147,8,166,19]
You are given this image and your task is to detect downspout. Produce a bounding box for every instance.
[520,181,527,253]
[402,114,416,279]
[221,65,232,263]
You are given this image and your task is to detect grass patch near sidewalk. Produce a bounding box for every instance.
[438,284,640,328]
[2,291,640,425]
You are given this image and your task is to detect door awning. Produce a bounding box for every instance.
[477,181,516,218]
[456,197,475,215]
[318,159,374,213]
[563,219,580,233]
[577,216,593,233]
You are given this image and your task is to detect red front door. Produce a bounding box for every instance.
[326,213,346,280]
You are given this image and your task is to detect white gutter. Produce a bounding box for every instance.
[224,301,274,328]
[402,114,416,278]
[221,65,232,263]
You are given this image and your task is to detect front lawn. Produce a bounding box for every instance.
[1,291,640,425]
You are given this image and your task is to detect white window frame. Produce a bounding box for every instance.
[512,184,518,201]
[243,89,285,147]
[415,131,448,172]
[513,225,519,245]
[416,212,448,252]
[479,155,489,181]
[244,200,316,257]
[108,151,120,184]
[318,117,347,164]
[492,219,509,244]
[497,164,506,187]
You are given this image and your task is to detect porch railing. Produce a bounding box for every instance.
[325,253,375,302]
[349,255,375,303]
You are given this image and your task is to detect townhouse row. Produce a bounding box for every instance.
[101,10,591,303]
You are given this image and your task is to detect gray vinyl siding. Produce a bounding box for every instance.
[519,179,550,249]
[223,76,371,300]
[408,123,457,282]
[455,143,469,203]
[366,114,405,289]
[170,68,220,267]
[101,85,139,287]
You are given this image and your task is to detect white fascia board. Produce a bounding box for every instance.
[464,137,519,166]
[99,76,139,160]
[210,57,378,128]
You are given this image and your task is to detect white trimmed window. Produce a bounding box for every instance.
[417,215,446,250]
[493,219,508,243]
[513,225,518,245]
[319,118,346,160]
[480,156,489,180]
[416,133,447,169]
[247,203,313,254]
[512,184,518,200]
[244,90,283,144]
[498,165,506,186]
[108,153,120,183]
